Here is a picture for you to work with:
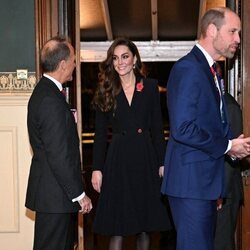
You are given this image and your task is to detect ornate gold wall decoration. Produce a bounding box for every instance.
[0,72,36,92]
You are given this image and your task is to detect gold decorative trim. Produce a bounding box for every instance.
[0,72,36,93]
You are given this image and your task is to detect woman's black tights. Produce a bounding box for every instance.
[109,236,123,250]
[136,232,150,250]
[109,232,150,250]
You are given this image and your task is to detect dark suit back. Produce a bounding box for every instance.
[223,93,243,201]
[214,92,243,250]
[25,77,84,213]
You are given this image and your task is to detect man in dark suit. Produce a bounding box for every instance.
[215,89,244,249]
[25,36,92,250]
[161,8,250,250]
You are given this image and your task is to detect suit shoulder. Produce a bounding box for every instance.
[176,52,198,67]
[172,52,205,77]
[31,78,50,95]
[28,78,60,109]
[175,46,204,67]
[224,92,240,107]
[31,77,59,98]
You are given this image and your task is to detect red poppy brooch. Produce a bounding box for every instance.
[136,80,144,92]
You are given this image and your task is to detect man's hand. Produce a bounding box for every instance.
[91,170,103,193]
[78,195,92,214]
[228,134,250,159]
[217,198,223,210]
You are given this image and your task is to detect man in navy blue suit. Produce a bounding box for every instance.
[161,7,250,250]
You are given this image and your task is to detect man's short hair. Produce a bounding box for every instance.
[40,36,71,73]
[200,7,231,38]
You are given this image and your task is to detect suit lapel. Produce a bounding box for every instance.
[191,47,229,133]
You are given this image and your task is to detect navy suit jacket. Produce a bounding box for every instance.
[161,46,232,200]
[25,76,84,213]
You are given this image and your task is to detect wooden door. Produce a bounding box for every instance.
[241,171,250,249]
[241,0,250,249]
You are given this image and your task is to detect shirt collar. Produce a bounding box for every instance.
[43,73,63,91]
[196,43,215,67]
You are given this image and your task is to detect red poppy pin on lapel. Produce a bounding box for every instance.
[136,81,144,92]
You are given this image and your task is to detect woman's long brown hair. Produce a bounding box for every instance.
[92,37,144,112]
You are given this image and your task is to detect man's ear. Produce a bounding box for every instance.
[58,60,66,71]
[207,23,218,38]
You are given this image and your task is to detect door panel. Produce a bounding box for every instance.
[241,170,250,250]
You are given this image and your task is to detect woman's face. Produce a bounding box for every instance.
[112,45,136,77]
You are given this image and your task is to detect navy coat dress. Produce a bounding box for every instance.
[93,78,172,236]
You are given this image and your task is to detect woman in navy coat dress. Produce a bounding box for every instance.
[91,37,172,249]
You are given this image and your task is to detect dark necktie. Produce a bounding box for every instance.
[210,63,217,77]
[210,63,225,123]
[210,64,221,100]
[61,89,66,97]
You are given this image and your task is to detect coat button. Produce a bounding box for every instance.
[137,128,142,134]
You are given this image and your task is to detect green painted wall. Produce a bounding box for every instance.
[0,0,35,72]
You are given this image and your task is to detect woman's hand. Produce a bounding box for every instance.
[91,170,103,193]
[159,166,164,178]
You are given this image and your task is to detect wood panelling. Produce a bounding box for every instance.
[241,177,250,250]
[35,0,59,79]
[241,0,250,249]
[0,127,18,232]
[242,0,250,136]
[206,0,226,9]
[0,95,34,250]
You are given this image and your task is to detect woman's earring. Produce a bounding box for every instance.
[133,64,136,69]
